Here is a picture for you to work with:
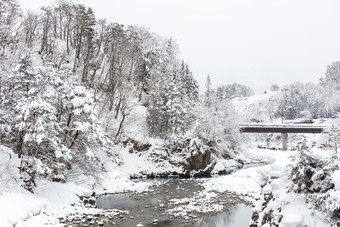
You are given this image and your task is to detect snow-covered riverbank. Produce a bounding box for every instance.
[0,142,255,226]
[0,145,152,226]
[202,147,338,226]
[0,176,152,227]
[2,143,340,226]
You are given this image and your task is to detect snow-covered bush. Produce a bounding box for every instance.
[167,136,212,155]
[320,115,340,153]
[289,150,336,194]
[288,150,340,221]
[307,189,340,220]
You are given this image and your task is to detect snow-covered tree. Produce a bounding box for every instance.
[0,57,114,186]
[216,83,254,100]
[274,82,340,120]
[0,0,21,54]
[325,61,340,86]
[204,75,212,108]
[194,94,241,149]
[144,37,198,138]
[270,84,280,92]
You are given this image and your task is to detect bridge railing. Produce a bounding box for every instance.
[239,123,325,129]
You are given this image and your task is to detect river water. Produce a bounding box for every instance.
[94,178,252,227]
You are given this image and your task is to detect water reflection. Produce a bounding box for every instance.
[199,204,251,227]
[96,179,252,227]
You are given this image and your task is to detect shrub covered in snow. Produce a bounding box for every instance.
[288,149,340,221]
[288,150,336,194]
[253,149,340,226]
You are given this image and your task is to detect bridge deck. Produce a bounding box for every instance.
[240,123,325,134]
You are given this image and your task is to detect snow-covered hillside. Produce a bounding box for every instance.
[232,91,282,123]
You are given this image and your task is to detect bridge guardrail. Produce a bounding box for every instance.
[239,123,325,129]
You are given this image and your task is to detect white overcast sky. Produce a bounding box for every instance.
[20,0,340,93]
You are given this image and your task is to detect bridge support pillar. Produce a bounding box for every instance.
[282,133,288,151]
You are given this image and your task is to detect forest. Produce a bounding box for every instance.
[0,0,254,185]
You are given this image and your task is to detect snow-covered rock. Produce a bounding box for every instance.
[280,212,303,227]
[0,145,22,192]
[0,192,47,226]
[263,185,272,194]
[332,170,340,191]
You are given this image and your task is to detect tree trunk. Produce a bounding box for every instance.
[17,130,25,158]
[115,98,121,119]
[68,130,79,149]
[116,114,125,137]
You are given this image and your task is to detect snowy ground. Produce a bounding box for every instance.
[202,148,286,202]
[0,145,152,227]
[0,176,152,227]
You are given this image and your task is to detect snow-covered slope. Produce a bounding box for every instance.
[232,91,281,123]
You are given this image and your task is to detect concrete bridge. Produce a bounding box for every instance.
[239,123,325,150]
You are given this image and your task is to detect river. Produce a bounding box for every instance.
[92,178,252,227]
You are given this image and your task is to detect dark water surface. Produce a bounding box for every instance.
[95,179,252,227]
